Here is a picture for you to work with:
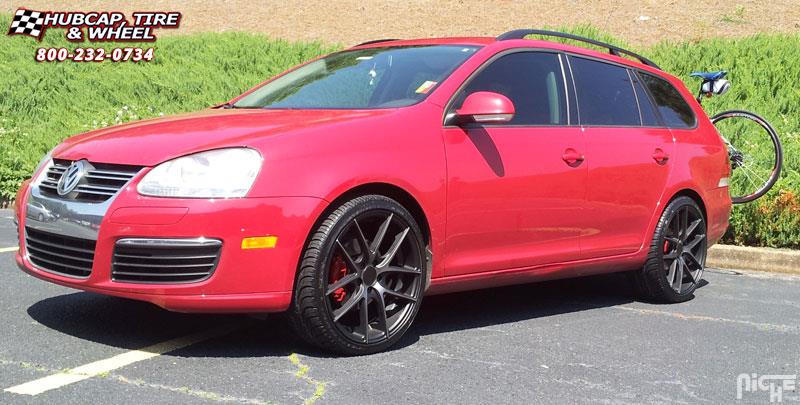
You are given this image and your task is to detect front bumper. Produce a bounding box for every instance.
[15,181,327,313]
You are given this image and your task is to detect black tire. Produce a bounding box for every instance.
[631,196,708,303]
[711,109,782,204]
[288,195,427,355]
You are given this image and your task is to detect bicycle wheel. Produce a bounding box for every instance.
[711,110,782,204]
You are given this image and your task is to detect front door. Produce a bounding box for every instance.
[442,51,586,276]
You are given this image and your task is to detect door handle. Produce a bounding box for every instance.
[652,148,669,165]
[562,149,585,167]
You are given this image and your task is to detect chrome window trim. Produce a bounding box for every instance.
[627,69,645,126]
[557,54,571,125]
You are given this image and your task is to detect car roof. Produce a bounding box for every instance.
[349,30,664,74]
[351,37,496,48]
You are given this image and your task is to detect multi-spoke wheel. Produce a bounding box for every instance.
[631,196,707,303]
[711,110,782,204]
[289,195,427,355]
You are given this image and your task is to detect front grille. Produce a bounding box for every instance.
[25,227,96,278]
[39,159,142,203]
[112,238,222,283]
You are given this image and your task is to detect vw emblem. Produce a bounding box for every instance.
[57,160,89,196]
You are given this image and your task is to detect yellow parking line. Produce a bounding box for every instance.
[615,306,800,334]
[4,324,240,396]
[0,246,19,253]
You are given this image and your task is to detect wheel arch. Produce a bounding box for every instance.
[293,181,435,296]
[669,188,708,221]
[640,185,710,255]
[321,182,432,246]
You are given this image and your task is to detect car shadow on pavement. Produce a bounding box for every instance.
[26,272,643,359]
[400,272,636,346]
[26,292,253,350]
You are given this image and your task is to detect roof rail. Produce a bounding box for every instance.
[496,29,660,69]
[355,38,400,47]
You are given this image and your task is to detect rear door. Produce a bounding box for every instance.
[442,51,586,276]
[568,56,676,258]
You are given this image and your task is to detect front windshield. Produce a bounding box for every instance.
[233,45,480,109]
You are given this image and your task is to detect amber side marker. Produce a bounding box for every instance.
[241,236,278,249]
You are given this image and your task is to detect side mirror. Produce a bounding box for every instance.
[455,91,515,124]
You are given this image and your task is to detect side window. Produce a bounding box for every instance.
[630,71,661,126]
[569,56,640,126]
[451,52,567,125]
[639,73,696,128]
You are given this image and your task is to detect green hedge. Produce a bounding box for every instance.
[0,18,335,202]
[1,20,798,247]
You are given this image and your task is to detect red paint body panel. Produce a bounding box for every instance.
[456,91,515,117]
[55,109,395,167]
[581,126,675,258]
[14,36,731,313]
[16,179,328,312]
[442,126,586,275]
[109,206,188,225]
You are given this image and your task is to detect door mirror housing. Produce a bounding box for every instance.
[455,91,515,124]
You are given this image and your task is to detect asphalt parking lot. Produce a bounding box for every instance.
[1,209,798,404]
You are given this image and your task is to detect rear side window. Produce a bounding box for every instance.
[452,51,567,125]
[630,72,661,126]
[569,56,640,126]
[638,73,696,128]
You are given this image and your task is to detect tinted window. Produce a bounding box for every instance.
[631,72,660,126]
[452,52,567,125]
[570,57,640,126]
[234,45,479,109]
[639,73,696,128]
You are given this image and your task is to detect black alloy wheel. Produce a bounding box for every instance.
[661,204,707,294]
[632,196,707,303]
[289,195,426,355]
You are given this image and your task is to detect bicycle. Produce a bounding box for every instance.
[691,71,783,204]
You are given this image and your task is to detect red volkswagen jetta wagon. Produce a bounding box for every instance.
[14,30,731,354]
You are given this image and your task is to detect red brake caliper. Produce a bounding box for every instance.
[329,255,348,303]
[663,240,671,254]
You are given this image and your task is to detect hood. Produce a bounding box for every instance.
[54,108,394,166]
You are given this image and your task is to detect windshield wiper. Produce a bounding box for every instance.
[218,102,260,109]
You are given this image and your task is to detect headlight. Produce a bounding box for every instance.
[32,146,55,183]
[137,148,262,198]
